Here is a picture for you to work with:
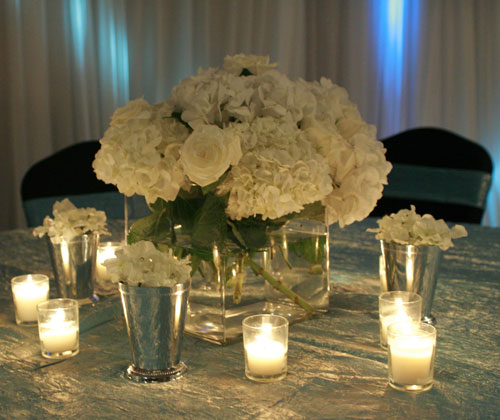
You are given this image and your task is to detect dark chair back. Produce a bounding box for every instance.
[21,141,124,227]
[370,127,493,224]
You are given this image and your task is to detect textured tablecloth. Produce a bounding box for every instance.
[0,219,498,420]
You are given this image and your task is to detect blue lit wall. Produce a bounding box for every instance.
[68,0,87,68]
[372,0,418,135]
[68,0,130,105]
[96,4,130,102]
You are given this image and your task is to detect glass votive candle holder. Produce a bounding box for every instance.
[242,314,288,383]
[379,255,388,292]
[379,291,422,349]
[11,274,50,326]
[96,241,121,282]
[37,298,79,359]
[387,322,437,392]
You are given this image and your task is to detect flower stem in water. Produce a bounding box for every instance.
[245,256,315,314]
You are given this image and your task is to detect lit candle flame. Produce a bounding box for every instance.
[261,323,272,337]
[97,243,117,264]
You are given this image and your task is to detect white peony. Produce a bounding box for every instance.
[180,125,242,187]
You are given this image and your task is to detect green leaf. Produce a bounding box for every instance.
[150,198,167,213]
[168,195,204,235]
[239,68,253,76]
[127,208,173,245]
[191,193,228,250]
[287,236,327,266]
[290,202,326,223]
[227,220,247,248]
[228,216,285,250]
[189,254,203,277]
[170,112,191,130]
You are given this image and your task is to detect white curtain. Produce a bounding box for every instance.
[1,0,499,230]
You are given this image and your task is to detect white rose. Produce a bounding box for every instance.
[180,126,242,187]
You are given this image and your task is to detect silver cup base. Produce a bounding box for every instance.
[125,362,187,383]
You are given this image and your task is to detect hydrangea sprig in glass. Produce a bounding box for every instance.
[104,240,191,288]
[92,54,392,325]
[33,198,109,243]
[367,205,468,251]
[368,205,468,324]
[105,241,191,382]
[33,199,109,303]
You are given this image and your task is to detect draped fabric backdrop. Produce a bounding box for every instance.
[1,0,499,230]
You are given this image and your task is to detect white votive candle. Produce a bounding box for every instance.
[96,242,120,282]
[11,274,50,325]
[37,299,79,359]
[379,291,422,349]
[245,335,287,377]
[242,314,289,382]
[387,322,437,392]
[380,310,412,347]
[40,321,79,353]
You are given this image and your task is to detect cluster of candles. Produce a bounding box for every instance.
[379,291,437,392]
[243,294,437,392]
[10,243,435,389]
[10,242,119,360]
[11,274,79,359]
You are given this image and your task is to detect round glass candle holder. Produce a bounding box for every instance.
[379,291,422,349]
[96,241,121,283]
[11,274,50,326]
[242,314,288,383]
[37,298,79,359]
[387,322,437,392]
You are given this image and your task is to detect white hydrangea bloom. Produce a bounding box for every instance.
[33,198,109,243]
[303,117,391,227]
[219,117,332,220]
[248,70,317,125]
[93,54,392,227]
[93,99,189,204]
[368,205,468,250]
[104,241,191,287]
[164,68,251,128]
[223,54,277,76]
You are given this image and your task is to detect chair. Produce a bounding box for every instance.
[370,127,493,224]
[21,141,124,227]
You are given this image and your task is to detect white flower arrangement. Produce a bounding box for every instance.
[33,198,109,243]
[104,241,191,287]
[93,54,392,228]
[367,205,468,251]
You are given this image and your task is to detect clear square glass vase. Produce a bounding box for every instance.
[184,219,330,345]
[124,195,330,345]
